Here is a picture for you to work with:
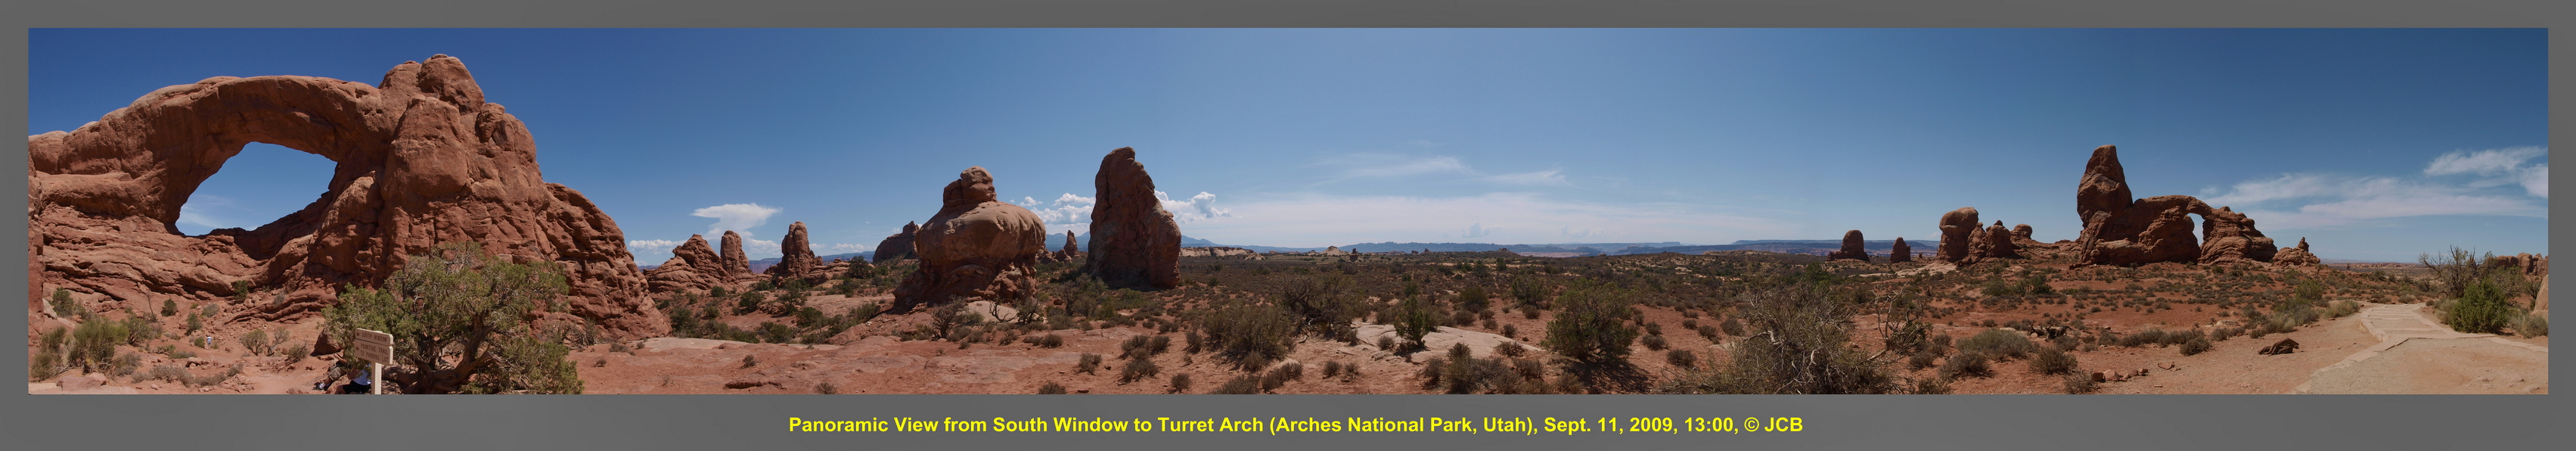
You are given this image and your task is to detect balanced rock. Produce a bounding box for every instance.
[1082,148,1182,290]
[1937,207,1981,263]
[1889,238,1913,263]
[1826,230,1869,262]
[718,231,753,280]
[2273,238,2320,266]
[892,167,1046,313]
[25,55,663,337]
[762,222,826,285]
[873,222,920,263]
[644,235,726,293]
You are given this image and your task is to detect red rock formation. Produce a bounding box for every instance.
[718,230,753,281]
[1889,238,1913,263]
[1968,221,2019,263]
[644,235,725,293]
[2197,206,2279,264]
[1938,207,1980,263]
[872,222,918,263]
[2071,146,2283,266]
[1826,230,1869,262]
[2273,238,2320,266]
[762,222,824,285]
[1082,148,1182,289]
[25,55,664,337]
[892,167,1046,313]
[1060,231,1079,257]
[2011,224,2034,242]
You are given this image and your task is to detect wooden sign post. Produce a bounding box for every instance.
[352,328,393,395]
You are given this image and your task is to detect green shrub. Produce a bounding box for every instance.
[1075,353,1103,375]
[2514,313,2547,337]
[1640,334,1668,350]
[321,242,585,393]
[1147,335,1172,355]
[1169,373,1193,393]
[1121,335,1150,359]
[2440,278,2519,334]
[1118,356,1161,384]
[161,299,178,317]
[2179,336,2213,356]
[1393,297,1439,350]
[70,319,128,372]
[241,329,270,356]
[1541,282,1641,366]
[815,382,839,394]
[2028,347,2078,375]
[1910,376,1954,394]
[1659,285,1895,394]
[1456,285,1491,312]
[1665,350,1698,369]
[1037,381,1069,394]
[1907,351,1939,370]
[2062,373,2100,393]
[2326,300,2360,318]
[29,349,63,381]
[1957,329,2037,359]
[1938,353,1993,379]
[1199,300,1297,370]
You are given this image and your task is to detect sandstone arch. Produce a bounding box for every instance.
[27,55,666,337]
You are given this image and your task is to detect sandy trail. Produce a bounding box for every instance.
[2294,303,2547,394]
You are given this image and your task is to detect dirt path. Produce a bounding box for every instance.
[2293,303,2548,394]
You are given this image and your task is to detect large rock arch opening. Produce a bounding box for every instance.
[28,55,667,338]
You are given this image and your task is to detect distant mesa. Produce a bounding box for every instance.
[25,55,665,337]
[1082,147,1183,290]
[892,166,1045,313]
[1825,230,1870,262]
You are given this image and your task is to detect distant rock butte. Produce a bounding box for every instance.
[2273,238,2320,266]
[25,55,663,337]
[1889,238,1913,263]
[892,166,1044,313]
[1826,230,1869,262]
[2070,145,2283,266]
[762,222,827,285]
[719,231,752,281]
[1937,207,1980,263]
[873,222,919,263]
[1082,148,1182,290]
[645,235,726,293]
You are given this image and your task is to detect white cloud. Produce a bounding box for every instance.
[742,238,782,259]
[826,243,874,253]
[1029,193,1097,235]
[2200,148,2547,229]
[176,194,236,230]
[691,204,781,237]
[2424,146,2544,176]
[1447,222,1498,238]
[1331,155,1472,179]
[1175,192,1801,247]
[1314,154,1575,188]
[1157,191,1233,223]
[1482,170,1574,187]
[2519,164,2547,198]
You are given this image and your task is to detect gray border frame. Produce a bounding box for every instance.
[6,2,2565,450]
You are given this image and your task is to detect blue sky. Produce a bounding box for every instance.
[28,29,2547,263]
